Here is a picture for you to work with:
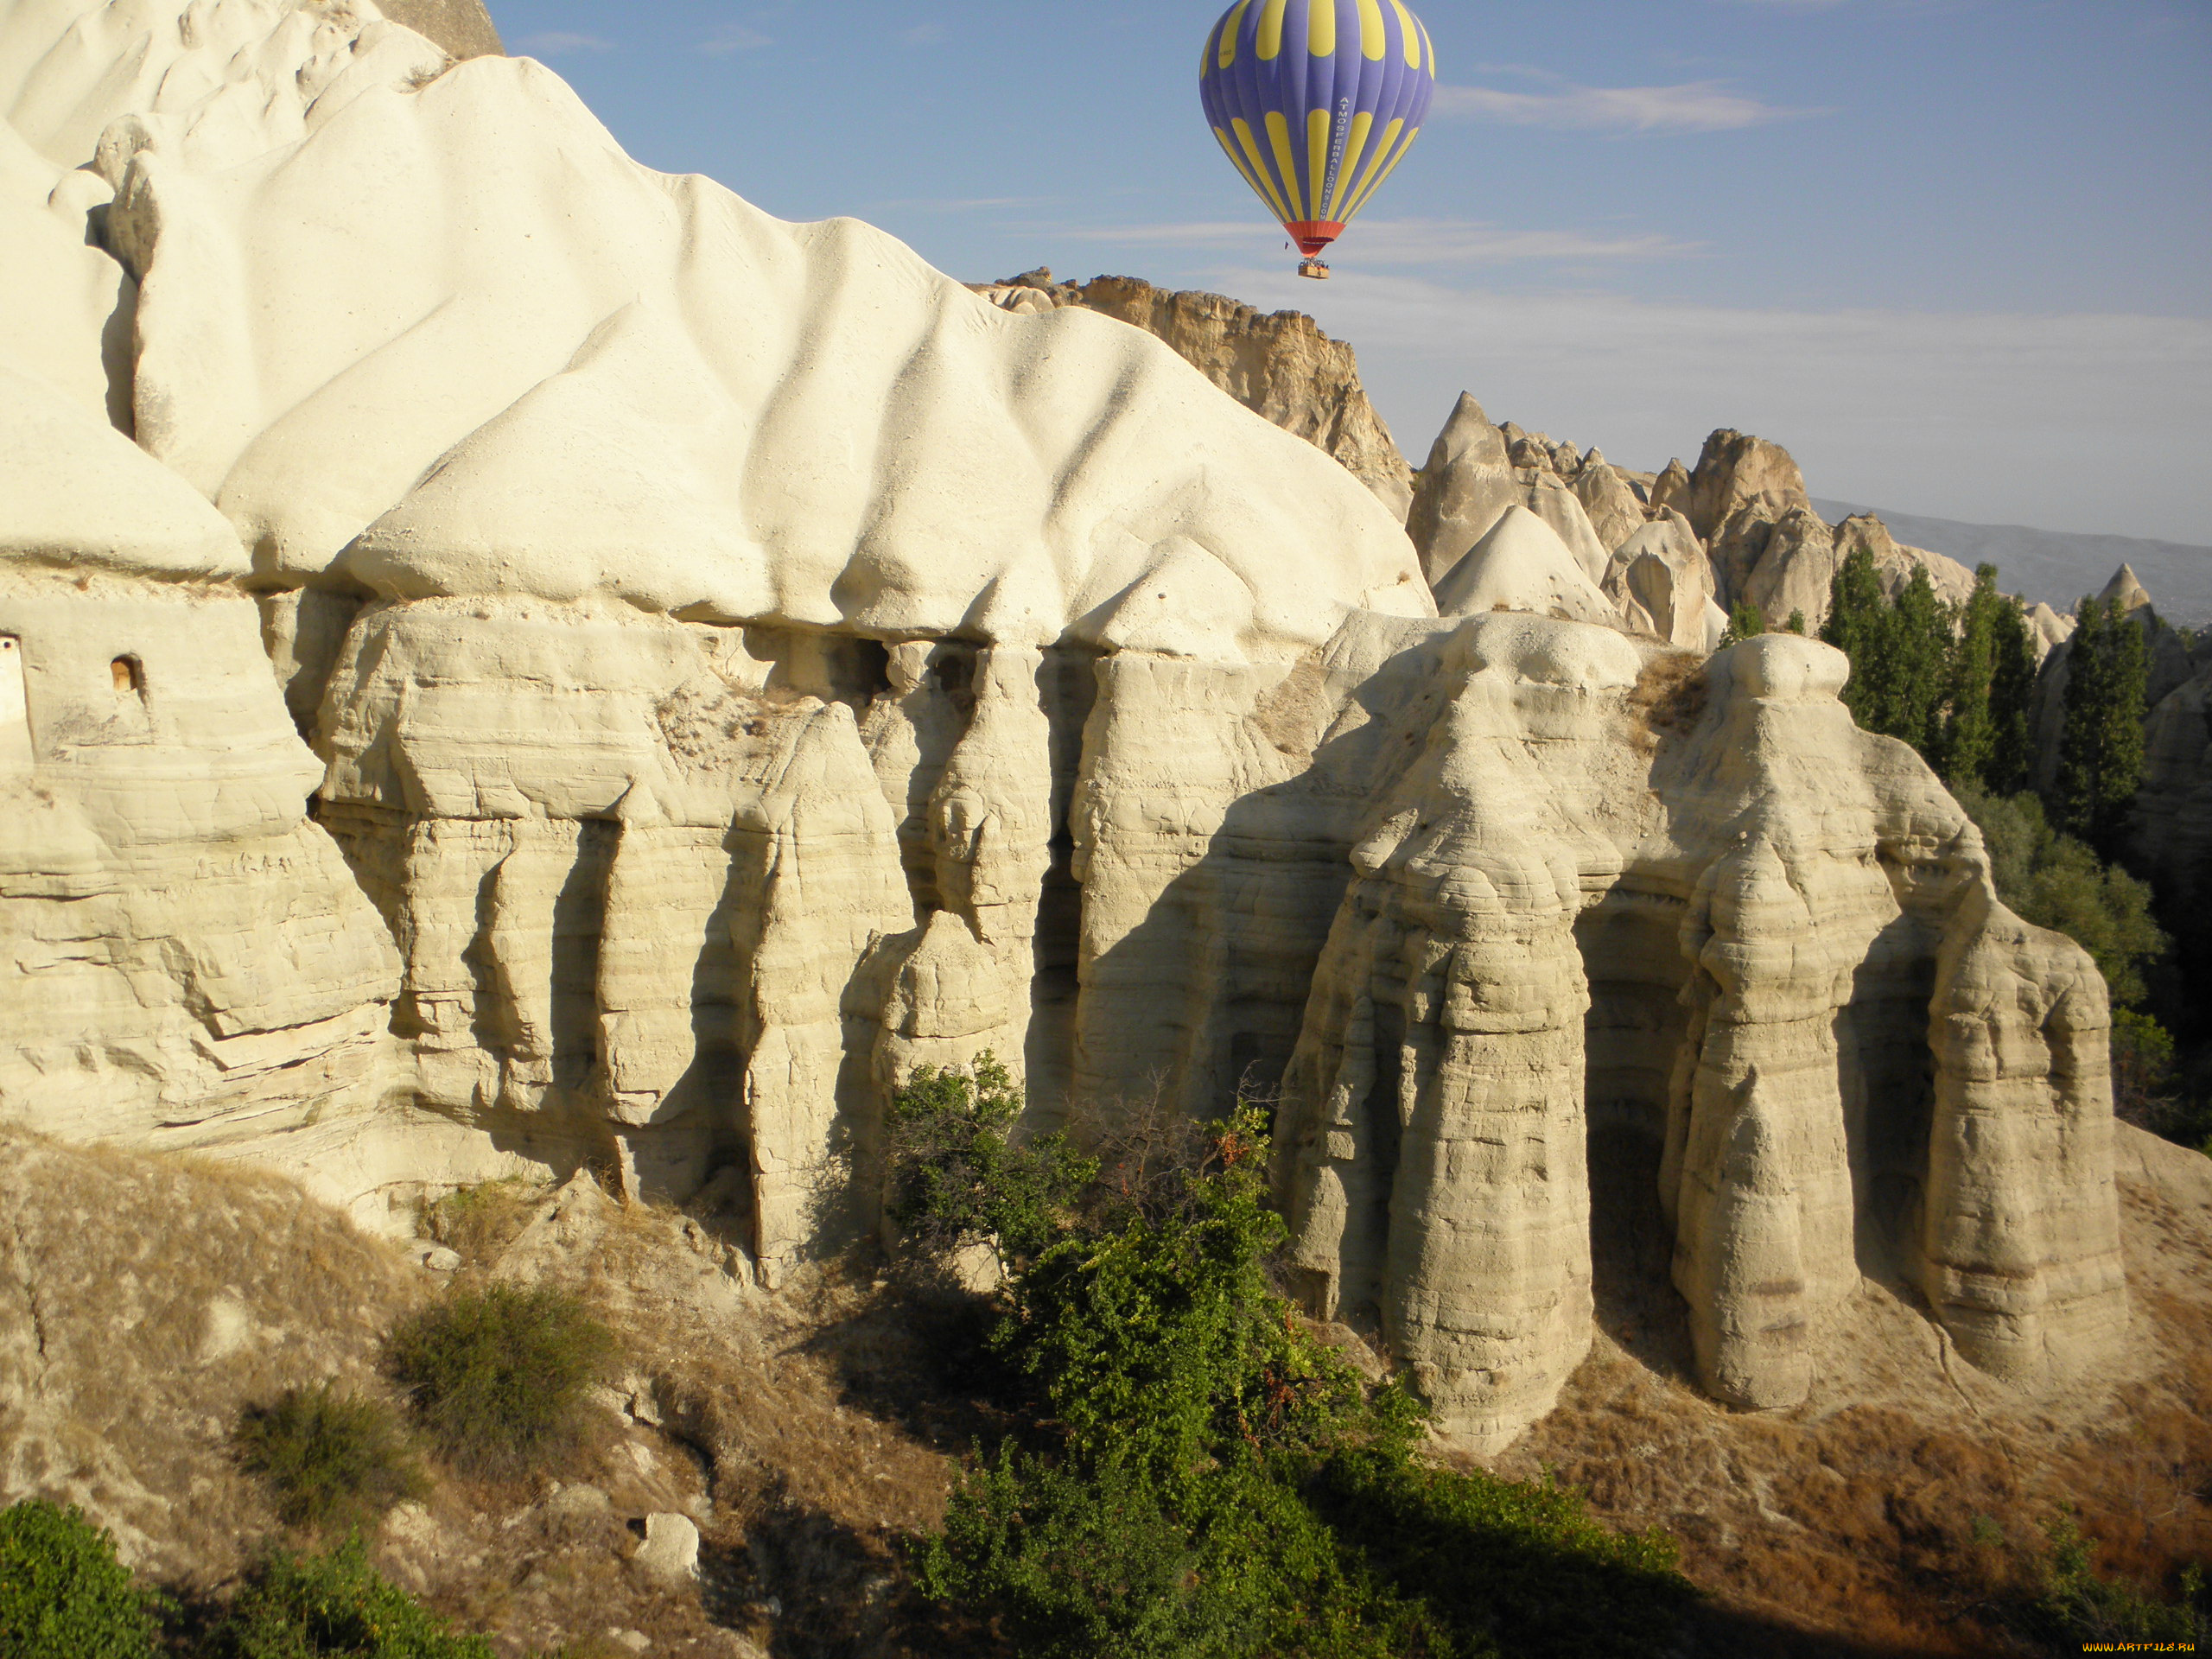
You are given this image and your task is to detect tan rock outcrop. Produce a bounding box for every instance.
[0,0,2136,1454]
[1570,448,1649,553]
[1719,500,1981,634]
[379,0,501,60]
[0,372,411,1212]
[1433,505,1618,626]
[2028,569,2203,792]
[2133,662,2212,914]
[1408,393,1614,588]
[1603,510,1722,651]
[1271,629,2126,1446]
[976,270,1416,518]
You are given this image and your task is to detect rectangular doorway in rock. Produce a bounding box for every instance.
[1575,886,1696,1376]
[0,637,27,769]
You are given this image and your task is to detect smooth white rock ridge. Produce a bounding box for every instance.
[0,366,242,577]
[1432,505,1620,627]
[16,1,1429,659]
[0,0,2136,1445]
[0,366,424,1216]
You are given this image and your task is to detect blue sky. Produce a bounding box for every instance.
[486,0,2209,543]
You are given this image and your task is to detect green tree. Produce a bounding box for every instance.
[1885,566,1955,753]
[1985,590,2039,794]
[886,1052,1096,1272]
[2056,596,2150,856]
[1717,600,1766,649]
[1937,566,2003,786]
[1821,548,1951,747]
[1954,782,2168,1008]
[914,1100,1694,1657]
[0,1501,160,1659]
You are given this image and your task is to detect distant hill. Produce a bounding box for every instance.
[1812,500,2212,625]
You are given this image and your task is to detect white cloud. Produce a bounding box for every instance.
[1051,218,1701,266]
[1432,79,1815,134]
[513,30,613,56]
[1205,269,2212,543]
[698,25,772,54]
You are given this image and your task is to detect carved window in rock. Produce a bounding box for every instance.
[0,636,28,768]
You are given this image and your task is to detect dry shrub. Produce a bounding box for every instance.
[234,1384,424,1534]
[386,1285,614,1478]
[419,1177,549,1269]
[0,1128,423,1585]
[1625,649,1710,750]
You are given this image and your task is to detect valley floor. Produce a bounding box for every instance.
[2,1122,2206,1656]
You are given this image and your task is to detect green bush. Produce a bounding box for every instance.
[236,1385,425,1533]
[1820,555,2039,797]
[0,1500,160,1659]
[1955,782,2169,1007]
[2019,1517,2208,1649]
[200,1538,495,1658]
[914,1102,1694,1657]
[385,1284,613,1477]
[1716,601,1765,649]
[886,1052,1096,1272]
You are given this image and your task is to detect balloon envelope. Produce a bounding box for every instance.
[1198,0,1438,258]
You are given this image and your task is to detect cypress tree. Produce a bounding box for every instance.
[1718,599,1766,647]
[1888,566,1953,754]
[2056,596,2150,856]
[1986,594,2038,794]
[1821,543,1888,733]
[1939,566,2000,786]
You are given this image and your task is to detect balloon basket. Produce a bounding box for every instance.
[1296,258,1332,281]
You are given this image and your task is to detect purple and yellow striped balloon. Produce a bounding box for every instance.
[1199,0,1437,273]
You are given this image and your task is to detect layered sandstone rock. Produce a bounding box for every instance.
[1271,629,2126,1446]
[1406,393,1616,586]
[976,270,1416,516]
[0,371,416,1208]
[0,0,2136,1452]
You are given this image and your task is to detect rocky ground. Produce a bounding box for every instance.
[3,1120,2206,1657]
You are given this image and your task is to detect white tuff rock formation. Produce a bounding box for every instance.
[975,269,1417,518]
[1431,505,1618,626]
[0,0,2133,1448]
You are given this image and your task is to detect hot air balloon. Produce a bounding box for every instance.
[1199,0,1437,279]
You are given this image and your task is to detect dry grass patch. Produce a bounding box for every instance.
[0,1128,424,1584]
[1624,648,1710,750]
[1499,1142,2212,1656]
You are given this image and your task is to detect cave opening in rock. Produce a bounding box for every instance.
[1836,912,1941,1287]
[1575,885,1696,1368]
[1025,645,1097,1118]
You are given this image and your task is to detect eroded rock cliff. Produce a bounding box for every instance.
[0,0,2137,1454]
[976,269,1417,517]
